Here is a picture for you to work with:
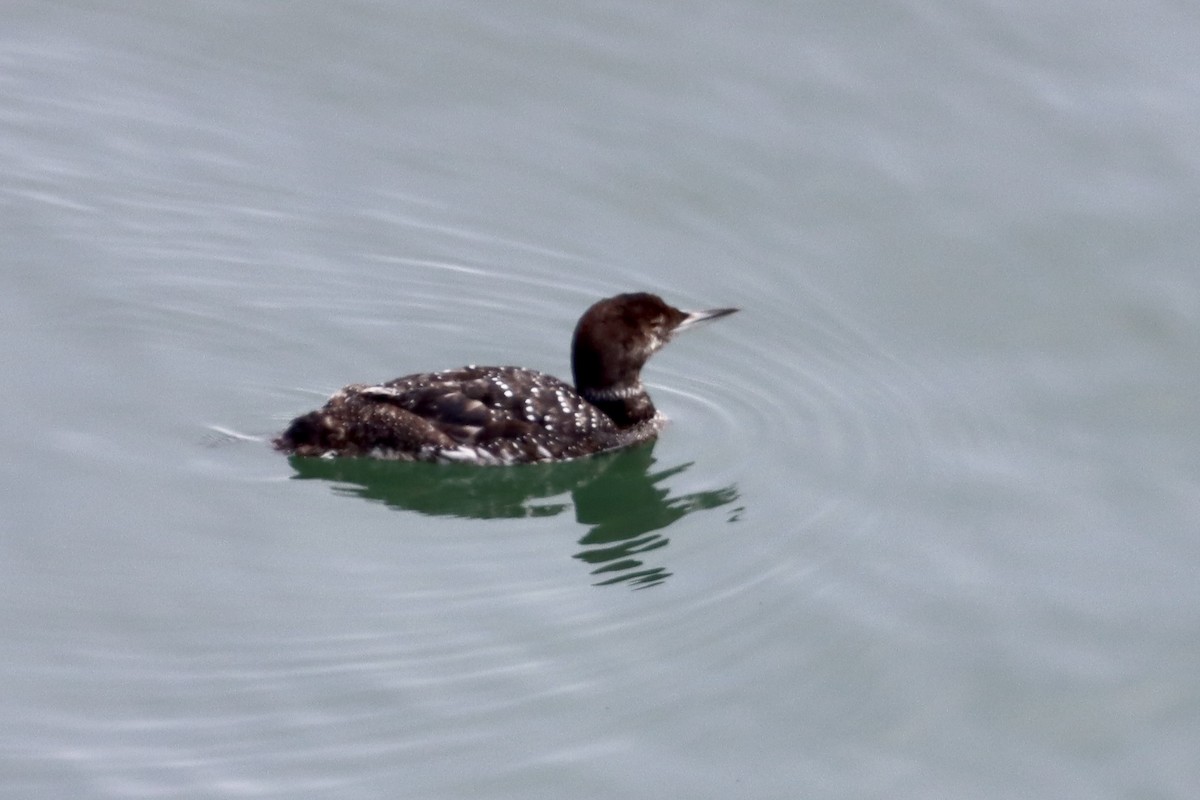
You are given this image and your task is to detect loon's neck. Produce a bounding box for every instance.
[579,382,656,428]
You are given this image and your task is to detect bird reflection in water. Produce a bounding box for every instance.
[285,441,739,589]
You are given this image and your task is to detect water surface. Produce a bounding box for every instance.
[3,1,1199,798]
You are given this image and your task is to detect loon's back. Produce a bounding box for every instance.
[274,365,658,464]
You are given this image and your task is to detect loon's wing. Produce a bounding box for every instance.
[359,382,502,430]
[363,367,560,444]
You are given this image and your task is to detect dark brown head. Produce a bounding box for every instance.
[570,292,738,426]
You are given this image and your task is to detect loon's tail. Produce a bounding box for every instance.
[273,411,330,453]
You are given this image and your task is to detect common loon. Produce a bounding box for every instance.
[274,292,738,465]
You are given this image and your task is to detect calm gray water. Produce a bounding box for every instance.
[3,1,1199,798]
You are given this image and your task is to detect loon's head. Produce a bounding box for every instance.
[570,292,738,426]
